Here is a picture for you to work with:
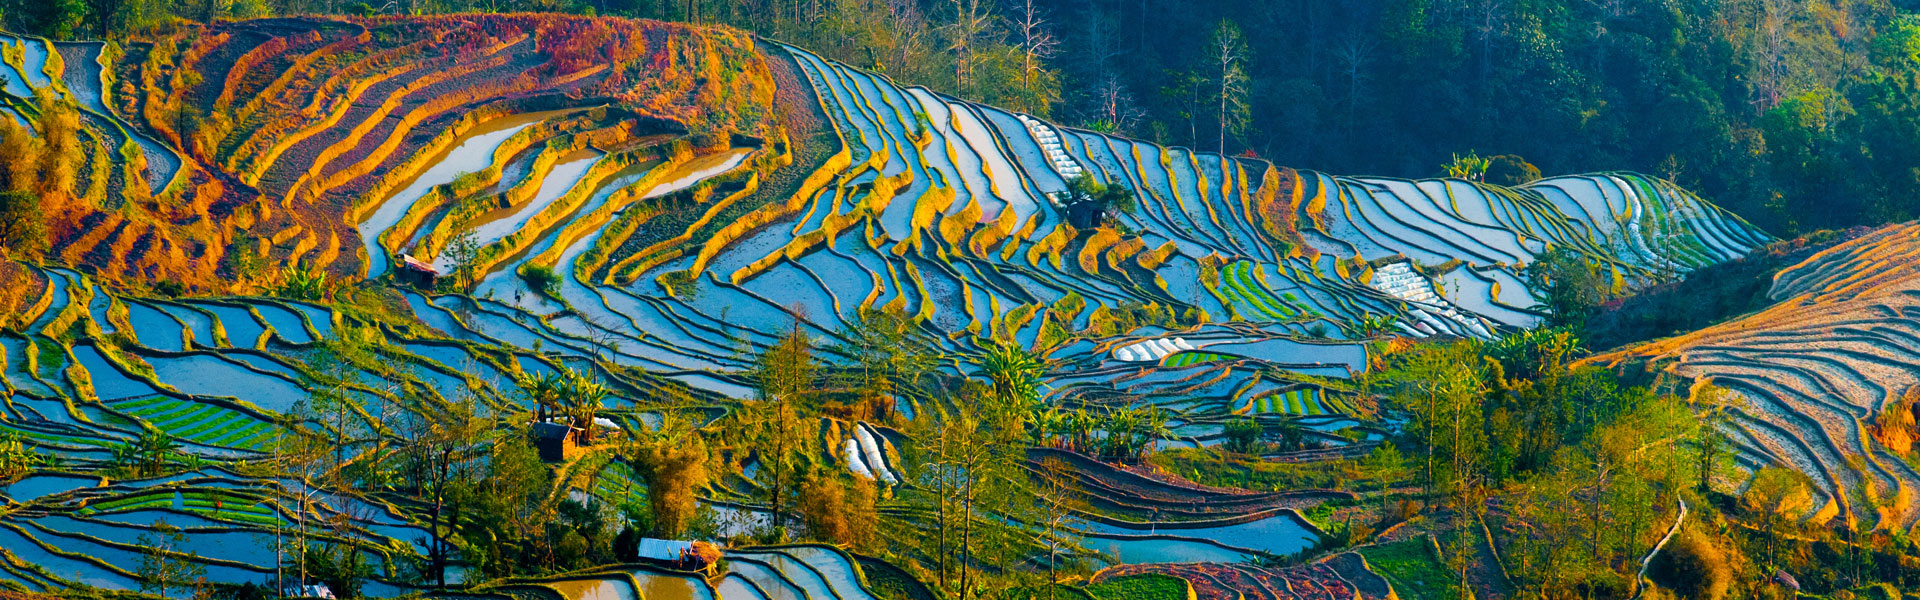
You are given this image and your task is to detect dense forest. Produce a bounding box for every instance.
[7,0,1920,235]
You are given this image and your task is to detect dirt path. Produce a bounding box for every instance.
[1632,499,1688,599]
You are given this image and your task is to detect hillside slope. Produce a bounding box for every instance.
[0,14,1781,598]
[1,15,774,289]
[1589,221,1920,531]
[0,15,1774,427]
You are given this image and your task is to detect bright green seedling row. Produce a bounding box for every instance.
[1240,387,1323,416]
[1161,352,1230,367]
[111,396,278,451]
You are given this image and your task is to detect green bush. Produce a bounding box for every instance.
[1223,417,1263,453]
[1484,154,1541,186]
[1083,574,1185,600]
[1647,529,1731,600]
[1357,537,1456,600]
[521,264,560,296]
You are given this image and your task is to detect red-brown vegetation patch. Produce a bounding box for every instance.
[1096,563,1364,600]
[46,14,778,293]
[0,261,50,330]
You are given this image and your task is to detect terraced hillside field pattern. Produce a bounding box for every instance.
[0,13,1784,600]
[1590,222,1920,532]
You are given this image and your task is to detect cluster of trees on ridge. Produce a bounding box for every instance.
[8,0,1920,236]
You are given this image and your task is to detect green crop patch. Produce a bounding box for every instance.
[80,493,175,514]
[1083,574,1187,600]
[1243,387,1325,415]
[111,396,171,411]
[115,396,276,450]
[1162,352,1228,367]
[1358,537,1455,600]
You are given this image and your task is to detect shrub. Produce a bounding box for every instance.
[1646,529,1731,600]
[1064,172,1139,216]
[1223,417,1263,453]
[1441,151,1489,181]
[520,264,559,296]
[1485,154,1542,186]
[0,432,41,484]
[0,191,46,260]
[274,264,328,300]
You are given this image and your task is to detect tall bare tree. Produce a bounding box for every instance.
[399,388,487,586]
[1013,0,1059,114]
[1334,31,1377,143]
[1091,75,1144,134]
[749,318,817,540]
[945,0,994,95]
[1750,0,1797,110]
[1033,457,1085,598]
[1208,20,1250,155]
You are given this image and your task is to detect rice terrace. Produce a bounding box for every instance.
[0,1,1917,599]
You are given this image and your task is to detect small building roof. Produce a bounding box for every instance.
[398,254,440,275]
[531,422,572,440]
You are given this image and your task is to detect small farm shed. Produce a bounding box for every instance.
[396,254,440,287]
[531,422,576,462]
[1066,201,1108,229]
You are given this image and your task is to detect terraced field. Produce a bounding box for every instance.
[1,16,772,290]
[0,266,494,593]
[1590,222,1920,532]
[495,544,1390,600]
[0,14,1772,600]
[496,545,900,600]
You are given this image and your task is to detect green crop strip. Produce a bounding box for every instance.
[80,493,175,514]
[1163,352,1228,368]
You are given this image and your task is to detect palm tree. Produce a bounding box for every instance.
[1138,407,1172,460]
[116,430,178,477]
[1031,406,1067,447]
[1068,409,1098,454]
[979,339,1046,407]
[518,371,565,422]
[1104,408,1139,460]
[560,369,610,444]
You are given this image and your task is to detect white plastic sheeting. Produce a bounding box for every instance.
[853,423,898,484]
[1111,337,1192,363]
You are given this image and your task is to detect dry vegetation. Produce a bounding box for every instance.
[0,14,777,296]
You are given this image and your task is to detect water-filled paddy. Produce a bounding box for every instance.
[359,112,564,277]
[546,579,638,600]
[147,354,307,412]
[250,302,315,344]
[2,473,96,502]
[70,345,157,400]
[194,303,269,348]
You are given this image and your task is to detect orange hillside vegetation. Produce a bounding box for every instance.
[13,14,776,295]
